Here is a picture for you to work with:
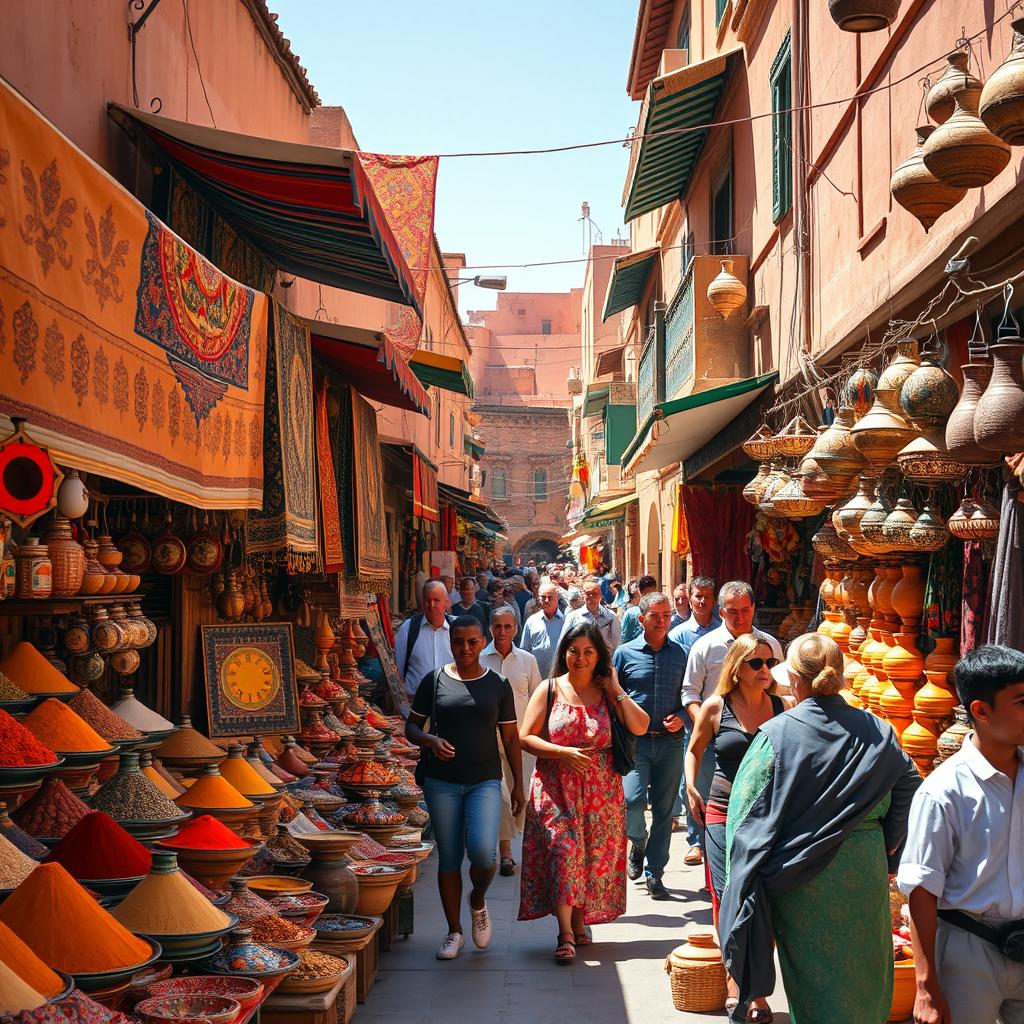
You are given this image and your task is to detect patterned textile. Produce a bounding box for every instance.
[986,480,1024,649]
[961,539,991,655]
[349,387,391,594]
[681,486,756,584]
[413,453,439,522]
[671,482,690,556]
[518,695,626,925]
[246,301,320,573]
[0,79,266,507]
[315,377,343,573]
[924,492,963,653]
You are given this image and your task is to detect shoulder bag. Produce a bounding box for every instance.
[604,692,636,776]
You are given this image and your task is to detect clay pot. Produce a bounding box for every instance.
[770,474,825,519]
[881,498,919,553]
[844,367,878,420]
[924,636,958,680]
[935,706,970,768]
[758,465,790,515]
[664,933,728,1013]
[973,337,1024,452]
[811,520,857,561]
[63,614,91,655]
[927,51,983,125]
[707,259,747,320]
[117,518,152,574]
[835,475,877,545]
[216,566,245,622]
[980,18,1024,144]
[916,670,958,724]
[901,350,960,430]
[923,90,1012,188]
[151,517,187,575]
[743,464,771,506]
[850,389,916,469]
[56,469,90,520]
[908,500,949,553]
[43,516,85,597]
[808,407,865,484]
[90,604,124,653]
[890,564,926,626]
[110,649,141,676]
[946,360,1000,466]
[947,497,1001,541]
[827,0,899,32]
[860,485,894,553]
[877,339,920,394]
[891,126,967,232]
[896,430,966,483]
[68,651,105,684]
[799,455,848,503]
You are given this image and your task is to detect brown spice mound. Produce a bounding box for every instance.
[12,778,90,839]
[68,689,144,742]
[291,949,347,980]
[250,914,312,944]
[0,833,37,888]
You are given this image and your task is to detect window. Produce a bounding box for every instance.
[716,0,728,24]
[711,158,733,256]
[681,226,695,276]
[449,413,455,449]
[492,467,507,499]
[541,319,552,335]
[676,6,690,53]
[517,307,526,318]
[533,468,548,499]
[771,33,793,223]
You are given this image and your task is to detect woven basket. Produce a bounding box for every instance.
[664,932,727,1013]
[889,880,907,929]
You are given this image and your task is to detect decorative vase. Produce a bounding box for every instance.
[741,425,778,462]
[216,566,245,622]
[901,347,961,430]
[14,538,51,598]
[924,636,959,680]
[935,706,971,769]
[771,474,824,519]
[916,670,959,725]
[973,335,1024,452]
[946,360,999,466]
[772,414,818,459]
[947,497,1000,541]
[56,469,90,520]
[117,518,152,574]
[827,0,899,32]
[883,631,925,685]
[851,389,916,469]
[881,497,919,553]
[901,712,940,775]
[758,465,790,516]
[890,564,927,627]
[927,50,983,125]
[836,476,877,544]
[877,338,920,394]
[799,455,848,504]
[743,464,771,506]
[980,18,1024,144]
[151,516,187,575]
[90,604,124,653]
[897,430,966,483]
[923,90,1012,188]
[808,407,865,484]
[908,499,949,553]
[844,367,878,420]
[860,484,894,553]
[891,126,967,232]
[42,516,85,597]
[707,259,747,320]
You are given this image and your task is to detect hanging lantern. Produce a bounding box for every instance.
[827,0,899,32]
[0,418,64,529]
[923,88,1012,189]
[928,51,983,125]
[707,259,747,320]
[741,425,778,462]
[980,19,1024,144]
[891,126,967,232]
[771,414,817,459]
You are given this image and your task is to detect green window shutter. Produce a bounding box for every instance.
[771,32,793,223]
[716,0,728,24]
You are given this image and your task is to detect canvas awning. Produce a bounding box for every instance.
[622,372,778,477]
[307,319,430,415]
[439,483,505,531]
[411,350,474,397]
[595,344,627,377]
[108,105,421,312]
[582,384,611,419]
[623,48,743,222]
[578,492,638,530]
[602,246,659,320]
[464,437,485,461]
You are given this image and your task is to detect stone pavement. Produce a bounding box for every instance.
[363,824,791,1024]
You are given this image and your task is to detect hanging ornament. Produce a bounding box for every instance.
[56,468,90,521]
[923,88,1011,189]
[979,18,1024,144]
[891,126,967,231]
[828,0,899,33]
[843,368,879,420]
[707,259,747,320]
[0,418,64,529]
[927,51,983,125]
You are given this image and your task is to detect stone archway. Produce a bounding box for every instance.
[514,530,561,566]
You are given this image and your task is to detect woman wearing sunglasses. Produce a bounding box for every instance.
[685,633,786,1022]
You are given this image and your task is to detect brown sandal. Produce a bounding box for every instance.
[554,933,576,964]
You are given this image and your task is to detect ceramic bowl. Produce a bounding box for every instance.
[245,875,313,898]
[144,976,263,1018]
[266,891,329,928]
[135,994,241,1024]
[203,939,300,980]
[71,937,162,993]
[290,831,361,858]
[313,914,376,941]
[139,913,239,954]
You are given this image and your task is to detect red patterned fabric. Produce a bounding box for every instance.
[680,486,756,585]
[316,377,344,573]
[412,454,439,523]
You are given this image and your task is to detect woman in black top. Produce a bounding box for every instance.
[406,616,524,962]
[684,633,786,1022]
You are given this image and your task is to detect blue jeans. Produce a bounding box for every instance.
[673,718,715,848]
[422,777,502,873]
[623,734,685,880]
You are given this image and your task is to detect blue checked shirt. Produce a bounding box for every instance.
[612,634,687,735]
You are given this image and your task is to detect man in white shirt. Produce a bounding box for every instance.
[481,606,542,877]
[393,580,453,699]
[560,577,621,652]
[898,644,1024,1024]
[520,583,565,679]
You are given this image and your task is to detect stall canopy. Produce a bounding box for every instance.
[582,385,611,419]
[410,350,475,398]
[622,372,778,477]
[108,105,421,312]
[623,48,743,222]
[602,246,659,321]
[464,437,485,461]
[578,493,638,531]
[438,483,506,531]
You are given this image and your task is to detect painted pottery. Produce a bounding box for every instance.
[827,0,899,32]
[927,50,983,125]
[743,464,771,506]
[923,90,1012,188]
[947,497,1000,541]
[807,407,865,483]
[151,517,187,575]
[881,498,919,553]
[890,126,967,232]
[835,476,877,545]
[973,336,1024,452]
[980,18,1024,144]
[896,430,966,483]
[741,425,777,462]
[706,259,747,319]
[908,500,949,552]
[772,414,817,459]
[859,485,894,553]
[118,519,152,575]
[877,338,920,394]
[935,706,971,768]
[901,348,960,429]
[850,389,916,468]
[844,367,878,419]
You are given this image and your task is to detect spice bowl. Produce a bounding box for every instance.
[116,810,194,843]
[71,937,163,993]
[160,843,263,889]
[350,864,405,916]
[138,913,240,960]
[135,994,241,1024]
[266,891,329,929]
[143,977,263,1022]
[201,928,300,992]
[313,914,376,942]
[290,830,361,859]
[78,874,146,904]
[276,951,350,995]
[245,875,314,898]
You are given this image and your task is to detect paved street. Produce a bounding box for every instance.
[367,824,791,1024]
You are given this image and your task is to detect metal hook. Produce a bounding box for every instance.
[999,282,1018,337]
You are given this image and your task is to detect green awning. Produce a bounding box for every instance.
[582,384,611,419]
[410,350,475,398]
[605,403,637,466]
[623,49,742,222]
[579,492,638,530]
[602,246,660,321]
[622,372,778,477]
[464,436,485,460]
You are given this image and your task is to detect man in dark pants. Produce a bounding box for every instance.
[613,592,687,900]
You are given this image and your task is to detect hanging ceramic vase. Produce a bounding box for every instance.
[807,407,865,485]
[707,259,747,320]
[980,18,1024,144]
[946,360,999,465]
[973,322,1024,452]
[743,464,771,506]
[836,475,877,546]
[923,89,1012,188]
[827,0,899,33]
[877,338,920,393]
[908,498,949,552]
[772,414,818,459]
[890,126,967,232]
[947,497,1001,541]
[881,497,919,554]
[186,514,224,576]
[844,367,878,420]
[741,425,778,462]
[56,469,90,521]
[860,484,894,554]
[927,51,983,125]
[850,389,916,468]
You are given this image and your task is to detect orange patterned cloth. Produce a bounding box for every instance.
[316,377,344,573]
[0,80,266,507]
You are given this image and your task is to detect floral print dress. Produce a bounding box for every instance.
[518,693,626,924]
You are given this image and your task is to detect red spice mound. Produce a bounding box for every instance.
[44,811,151,879]
[0,711,58,768]
[12,778,90,839]
[156,813,253,852]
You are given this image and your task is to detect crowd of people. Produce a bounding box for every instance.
[400,560,1024,1024]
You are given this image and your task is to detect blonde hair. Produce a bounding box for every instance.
[787,633,844,696]
[716,634,778,697]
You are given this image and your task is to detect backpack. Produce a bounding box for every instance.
[402,612,454,679]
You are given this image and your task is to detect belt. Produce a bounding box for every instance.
[645,729,680,738]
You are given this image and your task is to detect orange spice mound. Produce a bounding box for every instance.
[218,752,276,797]
[0,921,63,997]
[0,863,151,973]
[20,699,114,754]
[174,771,253,811]
[0,643,78,695]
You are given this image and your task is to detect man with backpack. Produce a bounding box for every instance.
[395,579,453,698]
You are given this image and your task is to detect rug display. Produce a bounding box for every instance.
[349,387,392,593]
[316,376,344,573]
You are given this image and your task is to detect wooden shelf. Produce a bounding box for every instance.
[0,595,144,616]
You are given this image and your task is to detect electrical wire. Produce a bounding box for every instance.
[182,0,216,128]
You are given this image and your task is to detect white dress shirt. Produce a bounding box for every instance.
[681,623,784,707]
[898,735,1024,923]
[480,641,542,724]
[393,616,453,697]
[559,604,621,652]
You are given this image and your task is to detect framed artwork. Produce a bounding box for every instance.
[201,623,300,738]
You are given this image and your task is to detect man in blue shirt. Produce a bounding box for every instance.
[620,574,658,644]
[519,582,565,680]
[613,592,687,899]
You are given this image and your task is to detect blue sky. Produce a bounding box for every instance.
[270,1,638,313]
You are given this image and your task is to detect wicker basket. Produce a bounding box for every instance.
[664,932,727,1013]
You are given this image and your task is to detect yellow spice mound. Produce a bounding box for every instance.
[0,643,79,695]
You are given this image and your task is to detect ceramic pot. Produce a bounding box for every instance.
[927,50,983,125]
[891,126,967,232]
[772,414,818,459]
[947,497,1000,540]
[980,18,1024,144]
[844,367,878,420]
[743,464,771,506]
[799,455,847,503]
[890,564,926,627]
[68,651,106,684]
[128,605,158,648]
[882,498,919,553]
[151,517,187,575]
[924,636,958,680]
[90,605,125,653]
[973,338,1024,452]
[14,538,51,598]
[923,90,1012,188]
[664,933,728,1013]
[860,485,894,553]
[836,476,877,545]
[770,474,824,519]
[216,567,245,622]
[850,389,916,468]
[896,430,966,483]
[56,469,90,520]
[946,360,1000,465]
[935,706,971,768]
[877,338,920,394]
[827,0,899,32]
[95,534,123,570]
[117,519,152,575]
[758,465,790,516]
[110,649,141,676]
[707,259,746,319]
[901,350,960,430]
[42,516,85,597]
[908,500,949,552]
[808,407,865,484]
[916,670,959,723]
[811,520,856,561]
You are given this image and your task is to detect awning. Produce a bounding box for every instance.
[602,246,659,321]
[622,372,778,477]
[108,105,421,312]
[578,492,638,530]
[307,319,430,415]
[464,437,486,461]
[411,350,474,398]
[595,344,627,377]
[438,483,506,531]
[582,384,611,419]
[623,49,743,222]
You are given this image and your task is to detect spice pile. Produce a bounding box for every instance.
[174,769,253,811]
[0,673,29,703]
[158,814,252,852]
[223,880,277,922]
[92,760,183,821]
[67,689,144,742]
[0,920,64,997]
[0,959,46,1015]
[20,699,113,755]
[0,711,58,767]
[0,643,79,696]
[0,805,47,859]
[12,778,90,839]
[241,828,309,875]
[289,949,346,980]
[0,833,38,889]
[314,915,371,933]
[249,914,313,945]
[45,812,152,880]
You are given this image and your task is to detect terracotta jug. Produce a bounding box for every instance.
[908,499,949,553]
[927,51,983,125]
[980,18,1024,144]
[891,126,967,232]
[901,714,940,775]
[973,334,1024,452]
[916,670,958,724]
[946,359,999,465]
[828,0,899,33]
[890,564,927,627]
[924,636,958,680]
[923,89,1011,188]
[707,259,747,320]
[883,631,925,685]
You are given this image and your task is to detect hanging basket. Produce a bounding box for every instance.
[828,0,899,33]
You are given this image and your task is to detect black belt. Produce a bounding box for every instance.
[938,909,1024,962]
[645,729,680,737]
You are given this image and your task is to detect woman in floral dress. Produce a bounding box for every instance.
[518,621,649,962]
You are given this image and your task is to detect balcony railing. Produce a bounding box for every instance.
[637,324,656,428]
[665,263,696,401]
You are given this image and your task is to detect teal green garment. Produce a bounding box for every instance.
[726,734,894,1024]
[620,605,642,644]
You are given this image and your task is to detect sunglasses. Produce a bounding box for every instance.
[743,657,779,671]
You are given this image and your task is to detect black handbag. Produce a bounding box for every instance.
[414,668,442,786]
[604,695,636,776]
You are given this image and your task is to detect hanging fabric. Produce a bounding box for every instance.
[315,378,344,574]
[986,480,1024,649]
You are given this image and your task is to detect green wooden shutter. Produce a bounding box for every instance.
[716,0,728,24]
[771,32,793,223]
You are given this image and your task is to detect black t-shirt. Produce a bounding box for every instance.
[411,666,516,784]
[451,600,490,637]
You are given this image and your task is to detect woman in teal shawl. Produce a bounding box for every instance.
[719,633,921,1024]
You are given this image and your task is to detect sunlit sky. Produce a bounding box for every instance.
[270,1,638,313]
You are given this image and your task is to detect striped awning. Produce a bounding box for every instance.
[582,384,611,419]
[578,492,638,530]
[411,350,475,398]
[602,246,659,320]
[464,436,485,461]
[108,105,421,313]
[623,49,742,222]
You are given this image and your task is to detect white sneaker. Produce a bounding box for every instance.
[469,899,492,949]
[436,932,464,960]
